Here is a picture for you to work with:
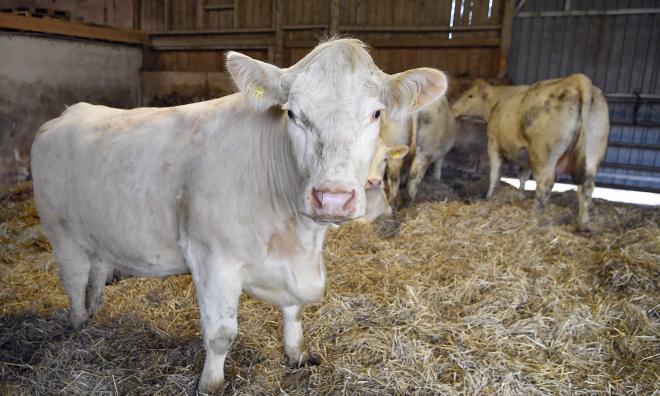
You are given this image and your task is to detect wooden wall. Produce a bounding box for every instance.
[138,0,513,104]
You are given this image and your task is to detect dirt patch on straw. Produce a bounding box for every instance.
[1,178,658,395]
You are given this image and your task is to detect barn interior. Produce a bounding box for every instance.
[1,0,658,394]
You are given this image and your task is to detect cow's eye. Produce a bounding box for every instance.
[373,110,381,120]
[468,95,474,99]
[287,110,295,120]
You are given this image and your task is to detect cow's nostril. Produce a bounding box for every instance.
[368,178,382,187]
[311,188,323,209]
[343,190,356,211]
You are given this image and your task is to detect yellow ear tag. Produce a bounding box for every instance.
[390,150,405,159]
[249,85,265,101]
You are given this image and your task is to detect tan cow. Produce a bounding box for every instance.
[407,96,457,201]
[451,74,609,231]
[380,97,456,206]
[363,138,408,222]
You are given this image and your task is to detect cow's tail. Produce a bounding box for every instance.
[574,74,593,181]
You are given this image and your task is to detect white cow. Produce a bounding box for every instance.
[31,38,447,394]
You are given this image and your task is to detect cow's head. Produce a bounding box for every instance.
[226,38,446,223]
[451,79,491,120]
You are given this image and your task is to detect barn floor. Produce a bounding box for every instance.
[0,176,658,395]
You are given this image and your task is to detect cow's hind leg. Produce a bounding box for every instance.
[85,258,112,316]
[518,168,532,198]
[281,305,320,368]
[432,155,445,182]
[50,234,91,329]
[191,254,242,395]
[486,143,502,200]
[532,167,555,217]
[577,174,595,232]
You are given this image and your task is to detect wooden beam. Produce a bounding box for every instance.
[148,28,274,36]
[280,24,501,33]
[149,33,274,49]
[498,0,515,78]
[204,4,235,11]
[340,24,501,33]
[0,12,147,44]
[285,37,500,49]
[517,8,660,18]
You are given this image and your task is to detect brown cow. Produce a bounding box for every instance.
[451,74,609,231]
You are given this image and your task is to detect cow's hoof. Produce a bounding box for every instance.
[68,311,89,330]
[286,351,322,368]
[197,379,225,396]
[575,224,591,234]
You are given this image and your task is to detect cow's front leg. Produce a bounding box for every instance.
[486,141,502,200]
[192,261,242,395]
[280,305,320,368]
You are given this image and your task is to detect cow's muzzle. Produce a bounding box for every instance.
[309,184,357,221]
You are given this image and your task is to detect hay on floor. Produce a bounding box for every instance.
[0,178,658,395]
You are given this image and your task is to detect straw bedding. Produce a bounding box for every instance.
[0,176,658,395]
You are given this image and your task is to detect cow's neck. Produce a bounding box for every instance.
[485,86,510,120]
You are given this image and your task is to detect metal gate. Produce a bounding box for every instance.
[508,0,660,192]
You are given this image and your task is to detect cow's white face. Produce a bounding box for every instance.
[227,39,447,223]
[451,79,490,120]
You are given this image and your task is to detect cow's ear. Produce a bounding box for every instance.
[387,144,409,160]
[384,68,447,116]
[474,78,487,91]
[226,52,287,110]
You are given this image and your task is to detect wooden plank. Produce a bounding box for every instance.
[329,0,339,35]
[233,0,239,28]
[498,0,515,77]
[133,0,142,29]
[164,0,170,31]
[0,12,147,44]
[272,0,284,66]
[196,0,205,29]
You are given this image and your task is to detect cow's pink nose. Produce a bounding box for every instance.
[311,186,356,218]
[367,178,382,189]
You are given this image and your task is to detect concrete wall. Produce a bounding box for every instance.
[0,33,142,182]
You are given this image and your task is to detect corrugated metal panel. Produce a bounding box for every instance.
[508,0,660,192]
